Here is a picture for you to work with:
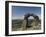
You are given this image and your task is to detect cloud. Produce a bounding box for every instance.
[12,16,34,20]
[12,13,41,20]
[28,16,34,19]
[12,16,24,20]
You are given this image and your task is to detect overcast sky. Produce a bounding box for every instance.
[12,6,41,20]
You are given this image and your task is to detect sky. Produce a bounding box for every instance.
[12,6,41,20]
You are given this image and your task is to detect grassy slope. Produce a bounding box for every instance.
[12,19,41,31]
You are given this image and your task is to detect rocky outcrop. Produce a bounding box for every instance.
[21,13,39,30]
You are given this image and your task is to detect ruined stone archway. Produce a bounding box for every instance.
[21,13,39,30]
